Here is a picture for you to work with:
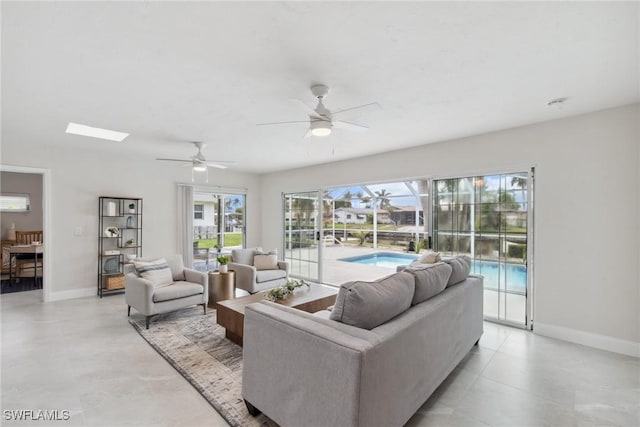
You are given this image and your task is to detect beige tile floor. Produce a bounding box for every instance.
[2,290,639,427]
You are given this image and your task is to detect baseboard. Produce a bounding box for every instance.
[534,322,640,358]
[48,287,95,302]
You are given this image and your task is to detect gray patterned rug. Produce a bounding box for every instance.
[129,307,274,427]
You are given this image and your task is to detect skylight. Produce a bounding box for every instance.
[65,122,129,142]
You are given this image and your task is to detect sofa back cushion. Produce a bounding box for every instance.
[134,258,174,287]
[231,247,262,266]
[330,272,415,330]
[443,255,472,286]
[404,262,452,305]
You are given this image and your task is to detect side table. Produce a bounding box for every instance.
[208,270,235,308]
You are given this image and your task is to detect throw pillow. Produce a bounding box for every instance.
[329,272,415,330]
[417,250,441,264]
[253,250,278,271]
[443,255,472,287]
[134,258,173,287]
[231,247,262,266]
[404,262,452,305]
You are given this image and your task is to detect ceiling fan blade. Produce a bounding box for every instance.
[303,129,312,139]
[332,102,381,117]
[156,158,191,163]
[206,161,236,168]
[256,120,309,126]
[289,98,324,120]
[205,160,236,165]
[333,120,369,132]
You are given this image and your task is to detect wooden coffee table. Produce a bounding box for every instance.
[215,283,337,346]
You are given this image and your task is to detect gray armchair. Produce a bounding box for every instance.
[125,255,208,328]
[228,248,289,294]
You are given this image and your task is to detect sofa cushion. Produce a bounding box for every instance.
[232,247,262,266]
[330,272,415,330]
[153,281,203,302]
[443,255,472,286]
[134,258,173,287]
[256,269,287,283]
[404,262,452,305]
[254,250,278,270]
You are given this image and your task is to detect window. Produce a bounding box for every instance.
[0,193,30,212]
[194,204,204,220]
[346,214,352,219]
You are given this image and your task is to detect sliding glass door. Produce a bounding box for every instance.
[283,191,320,281]
[433,171,532,327]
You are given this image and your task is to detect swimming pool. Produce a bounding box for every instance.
[339,252,420,269]
[338,252,527,293]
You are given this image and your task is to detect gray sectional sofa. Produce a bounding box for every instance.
[242,255,483,427]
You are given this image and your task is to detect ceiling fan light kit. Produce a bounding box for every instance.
[310,120,332,136]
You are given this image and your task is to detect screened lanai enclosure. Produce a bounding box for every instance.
[283,172,533,328]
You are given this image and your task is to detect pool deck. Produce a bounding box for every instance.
[288,244,416,285]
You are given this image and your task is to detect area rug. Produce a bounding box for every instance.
[129,307,274,427]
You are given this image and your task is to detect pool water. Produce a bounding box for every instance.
[339,252,527,294]
[339,252,420,269]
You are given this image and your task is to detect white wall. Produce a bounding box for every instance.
[260,104,640,354]
[1,171,43,238]
[1,144,261,300]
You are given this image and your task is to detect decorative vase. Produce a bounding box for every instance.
[219,264,228,273]
[107,201,117,216]
[126,216,133,228]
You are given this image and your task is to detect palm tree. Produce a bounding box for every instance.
[360,195,371,209]
[511,176,527,208]
[232,197,241,210]
[335,189,352,209]
[322,190,333,219]
[374,189,392,209]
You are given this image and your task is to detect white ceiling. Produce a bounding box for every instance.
[2,2,638,174]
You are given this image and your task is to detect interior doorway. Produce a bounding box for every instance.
[0,166,50,300]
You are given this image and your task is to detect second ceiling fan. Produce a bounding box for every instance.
[257,85,381,137]
[156,141,236,170]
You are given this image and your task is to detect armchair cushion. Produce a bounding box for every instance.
[134,258,173,287]
[254,250,278,270]
[153,281,204,303]
[256,269,287,283]
[165,255,186,281]
[231,247,262,265]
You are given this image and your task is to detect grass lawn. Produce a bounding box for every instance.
[195,233,243,248]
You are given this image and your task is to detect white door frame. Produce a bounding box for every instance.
[0,164,52,302]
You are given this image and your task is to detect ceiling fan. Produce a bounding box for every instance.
[156,141,236,170]
[257,85,381,138]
